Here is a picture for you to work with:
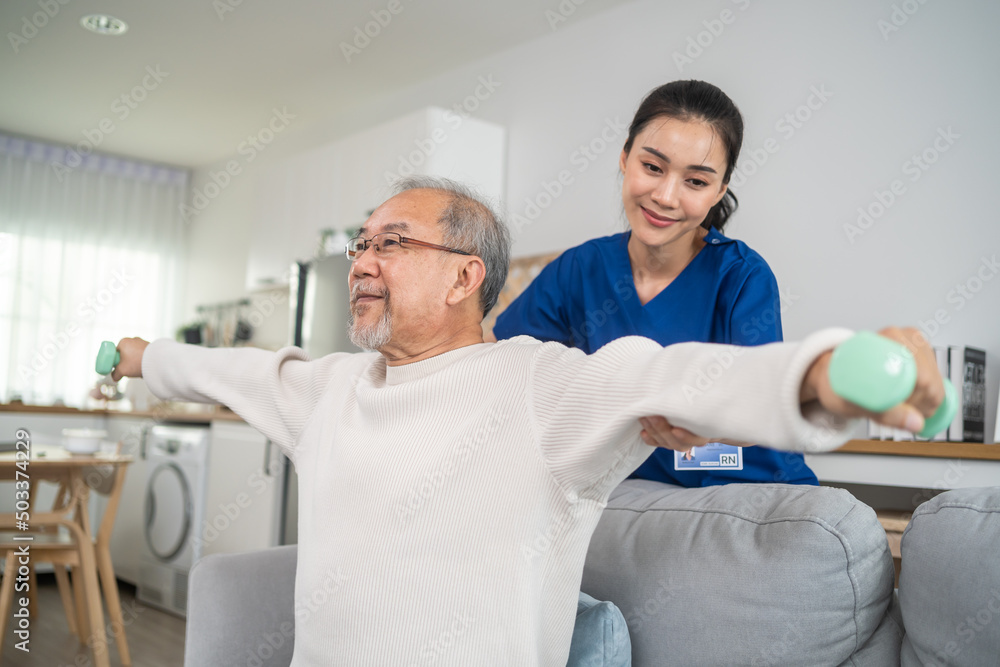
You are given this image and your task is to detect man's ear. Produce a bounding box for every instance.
[446,256,487,307]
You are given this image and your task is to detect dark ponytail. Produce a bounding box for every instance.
[623,80,743,232]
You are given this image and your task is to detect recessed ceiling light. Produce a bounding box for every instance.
[80,14,128,36]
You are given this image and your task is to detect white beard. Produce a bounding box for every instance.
[348,287,393,351]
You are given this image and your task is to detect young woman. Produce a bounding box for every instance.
[494,80,816,487]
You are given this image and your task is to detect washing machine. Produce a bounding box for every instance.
[137,424,210,616]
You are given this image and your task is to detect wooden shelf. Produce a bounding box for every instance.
[0,403,243,423]
[0,403,95,415]
[836,439,1000,461]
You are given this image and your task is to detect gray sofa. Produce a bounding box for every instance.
[183,483,1000,666]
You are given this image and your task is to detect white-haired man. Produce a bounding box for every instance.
[112,177,943,665]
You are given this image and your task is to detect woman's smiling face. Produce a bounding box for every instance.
[619,116,730,250]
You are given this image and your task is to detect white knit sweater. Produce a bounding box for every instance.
[142,330,857,666]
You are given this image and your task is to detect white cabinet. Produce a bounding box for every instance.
[247,106,506,290]
[244,165,302,290]
[101,416,151,585]
[200,420,284,557]
[328,110,427,229]
[253,147,337,288]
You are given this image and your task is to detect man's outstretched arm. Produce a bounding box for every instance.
[523,326,947,495]
[113,337,356,453]
[638,326,945,451]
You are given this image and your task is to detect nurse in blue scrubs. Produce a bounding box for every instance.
[494,80,816,487]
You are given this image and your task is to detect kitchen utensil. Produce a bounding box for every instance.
[62,428,108,454]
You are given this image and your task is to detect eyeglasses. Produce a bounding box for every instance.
[345,232,472,261]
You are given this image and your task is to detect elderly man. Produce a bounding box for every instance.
[112,177,942,665]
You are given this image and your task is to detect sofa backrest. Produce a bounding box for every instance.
[899,486,1000,667]
[582,480,899,666]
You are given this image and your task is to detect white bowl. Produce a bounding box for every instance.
[62,428,108,454]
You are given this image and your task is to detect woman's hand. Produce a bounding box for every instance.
[111,337,150,382]
[639,416,754,452]
[800,326,945,433]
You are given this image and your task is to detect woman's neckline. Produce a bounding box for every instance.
[625,227,711,305]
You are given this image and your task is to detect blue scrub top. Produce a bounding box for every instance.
[494,229,817,487]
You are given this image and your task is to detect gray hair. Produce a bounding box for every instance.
[392,176,510,317]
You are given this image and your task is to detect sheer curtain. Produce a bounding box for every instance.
[0,133,188,407]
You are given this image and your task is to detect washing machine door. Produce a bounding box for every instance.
[145,461,193,563]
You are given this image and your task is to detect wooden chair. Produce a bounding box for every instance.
[0,449,132,667]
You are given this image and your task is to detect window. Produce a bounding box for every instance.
[0,135,188,406]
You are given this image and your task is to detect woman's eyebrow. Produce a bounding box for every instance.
[641,146,718,174]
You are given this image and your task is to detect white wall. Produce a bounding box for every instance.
[185,0,1000,440]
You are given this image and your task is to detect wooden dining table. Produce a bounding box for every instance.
[0,440,132,667]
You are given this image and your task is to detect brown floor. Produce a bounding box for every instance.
[1,574,186,666]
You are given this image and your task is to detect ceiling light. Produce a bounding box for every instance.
[80,14,128,36]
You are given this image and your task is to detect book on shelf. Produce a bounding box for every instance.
[865,345,987,443]
[995,389,1000,444]
[961,346,987,442]
[948,346,963,441]
[947,345,987,443]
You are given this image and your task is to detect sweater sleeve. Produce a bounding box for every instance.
[524,328,860,496]
[141,339,353,455]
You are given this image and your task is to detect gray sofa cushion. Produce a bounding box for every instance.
[582,480,896,666]
[851,591,904,666]
[899,486,1000,667]
[185,545,298,667]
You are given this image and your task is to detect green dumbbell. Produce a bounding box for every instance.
[828,331,957,438]
[95,341,121,376]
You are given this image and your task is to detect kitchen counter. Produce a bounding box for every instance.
[0,402,244,423]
